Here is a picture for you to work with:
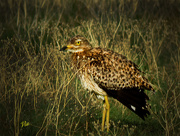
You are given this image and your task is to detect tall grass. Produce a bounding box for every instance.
[0,0,179,135]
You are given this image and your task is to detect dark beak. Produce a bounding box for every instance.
[60,46,68,51]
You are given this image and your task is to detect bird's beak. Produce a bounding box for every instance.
[60,46,67,51]
[60,44,73,51]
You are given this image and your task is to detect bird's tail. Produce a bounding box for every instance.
[104,88,150,120]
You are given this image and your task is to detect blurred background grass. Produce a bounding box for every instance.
[0,0,179,135]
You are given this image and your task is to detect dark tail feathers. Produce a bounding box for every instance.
[104,87,150,120]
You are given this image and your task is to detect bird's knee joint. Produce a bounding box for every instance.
[106,103,110,109]
[103,103,109,110]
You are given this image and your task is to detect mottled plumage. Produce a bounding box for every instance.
[60,35,155,132]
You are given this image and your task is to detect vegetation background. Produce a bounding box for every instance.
[0,0,179,135]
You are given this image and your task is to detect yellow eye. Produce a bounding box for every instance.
[76,41,80,45]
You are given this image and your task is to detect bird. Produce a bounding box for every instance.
[60,35,155,132]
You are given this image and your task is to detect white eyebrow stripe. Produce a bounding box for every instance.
[76,39,82,42]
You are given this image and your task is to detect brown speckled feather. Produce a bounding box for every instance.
[72,47,154,92]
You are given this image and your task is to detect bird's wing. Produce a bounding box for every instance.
[88,49,153,92]
[87,49,153,119]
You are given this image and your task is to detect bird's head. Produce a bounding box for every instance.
[60,35,92,53]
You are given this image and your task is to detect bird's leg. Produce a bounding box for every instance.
[101,100,106,131]
[105,96,110,132]
[101,96,110,132]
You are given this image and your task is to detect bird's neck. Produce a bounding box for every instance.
[71,49,93,69]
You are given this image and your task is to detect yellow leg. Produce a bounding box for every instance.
[102,101,106,131]
[105,96,110,132]
[101,96,110,132]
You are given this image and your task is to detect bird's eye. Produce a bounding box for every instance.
[76,41,80,45]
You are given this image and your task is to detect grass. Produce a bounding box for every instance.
[0,0,179,135]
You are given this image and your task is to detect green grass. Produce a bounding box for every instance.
[0,0,179,135]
